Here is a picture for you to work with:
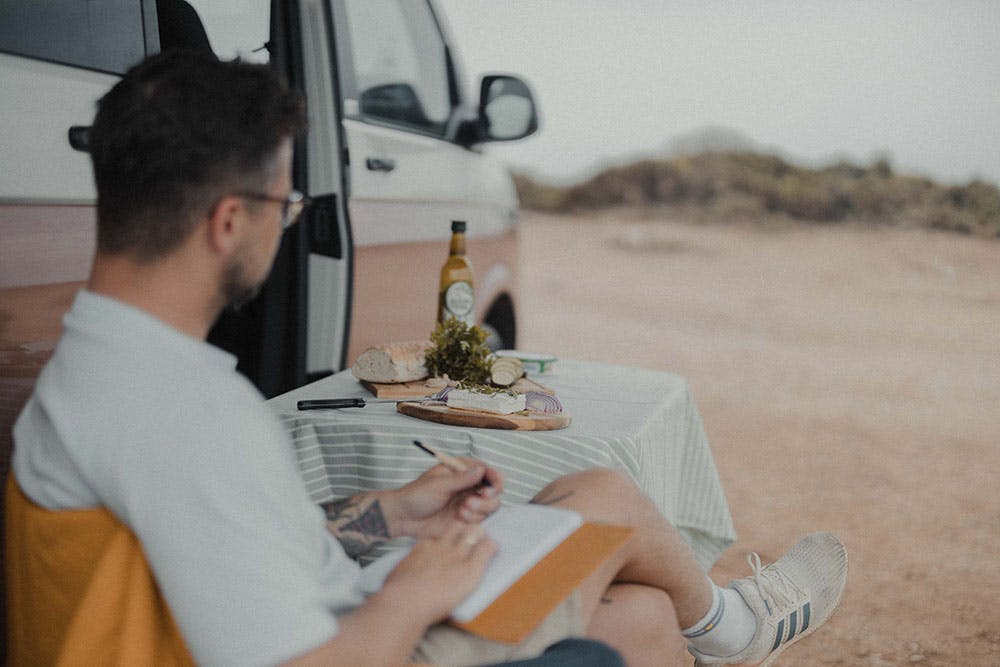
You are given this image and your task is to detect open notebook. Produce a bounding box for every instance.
[359,504,633,643]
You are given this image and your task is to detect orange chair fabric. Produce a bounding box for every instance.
[4,475,194,665]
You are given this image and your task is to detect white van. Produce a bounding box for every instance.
[0,0,538,407]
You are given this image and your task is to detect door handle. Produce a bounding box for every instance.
[68,126,91,152]
[365,157,396,172]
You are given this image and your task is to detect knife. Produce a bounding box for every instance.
[297,397,428,410]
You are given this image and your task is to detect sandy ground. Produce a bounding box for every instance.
[516,211,1000,666]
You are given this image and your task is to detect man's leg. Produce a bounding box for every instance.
[586,583,688,667]
[532,469,715,628]
[531,468,848,667]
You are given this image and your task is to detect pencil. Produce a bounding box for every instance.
[412,440,468,472]
[412,440,496,490]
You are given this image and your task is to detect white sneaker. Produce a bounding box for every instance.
[690,532,848,666]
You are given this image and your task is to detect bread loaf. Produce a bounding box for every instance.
[352,341,429,383]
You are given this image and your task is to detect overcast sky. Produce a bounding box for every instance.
[437,1,1000,187]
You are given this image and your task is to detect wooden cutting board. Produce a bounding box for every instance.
[397,402,571,431]
[360,376,555,399]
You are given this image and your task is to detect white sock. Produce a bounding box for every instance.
[682,581,757,658]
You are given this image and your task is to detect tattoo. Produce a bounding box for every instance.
[530,487,574,506]
[321,496,390,558]
[600,596,613,604]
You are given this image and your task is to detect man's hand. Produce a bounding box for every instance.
[385,458,504,540]
[319,458,502,557]
[380,520,498,621]
[285,521,497,666]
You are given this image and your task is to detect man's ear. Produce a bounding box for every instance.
[206,195,245,256]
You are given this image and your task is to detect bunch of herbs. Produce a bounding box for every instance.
[424,318,493,384]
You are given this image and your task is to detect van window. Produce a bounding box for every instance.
[0,0,149,74]
[186,0,268,63]
[341,0,451,136]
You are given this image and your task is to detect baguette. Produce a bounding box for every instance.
[352,341,429,383]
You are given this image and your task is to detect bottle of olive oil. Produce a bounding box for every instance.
[438,220,475,325]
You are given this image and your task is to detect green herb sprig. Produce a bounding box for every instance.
[424,317,493,384]
[454,380,518,397]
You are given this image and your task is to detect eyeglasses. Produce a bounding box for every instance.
[236,189,310,229]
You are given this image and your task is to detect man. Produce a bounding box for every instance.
[8,51,847,666]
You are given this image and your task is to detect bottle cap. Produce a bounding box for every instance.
[451,220,467,233]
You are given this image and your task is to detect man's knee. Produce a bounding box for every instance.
[574,467,635,490]
[534,468,636,502]
[531,469,649,527]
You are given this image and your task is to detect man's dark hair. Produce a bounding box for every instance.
[89,49,307,261]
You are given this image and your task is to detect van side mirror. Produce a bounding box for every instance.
[479,75,538,141]
[456,75,538,146]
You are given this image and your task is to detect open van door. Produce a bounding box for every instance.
[208,0,354,397]
[327,0,536,363]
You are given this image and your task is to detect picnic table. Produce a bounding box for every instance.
[269,359,735,569]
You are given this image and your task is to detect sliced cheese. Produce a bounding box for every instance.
[446,388,526,414]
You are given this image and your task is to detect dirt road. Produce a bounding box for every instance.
[517,211,1000,666]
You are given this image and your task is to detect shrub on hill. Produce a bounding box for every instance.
[514,152,1000,238]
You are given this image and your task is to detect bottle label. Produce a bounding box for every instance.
[443,281,474,324]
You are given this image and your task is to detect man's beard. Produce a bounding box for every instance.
[221,252,265,311]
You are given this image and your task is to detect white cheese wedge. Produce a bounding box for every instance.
[446,388,526,414]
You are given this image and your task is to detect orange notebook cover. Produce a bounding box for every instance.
[450,522,634,643]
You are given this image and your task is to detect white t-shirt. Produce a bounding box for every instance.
[13,290,365,666]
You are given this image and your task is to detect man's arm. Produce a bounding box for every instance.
[320,494,391,558]
[320,459,504,558]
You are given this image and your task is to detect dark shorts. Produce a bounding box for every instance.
[411,592,585,667]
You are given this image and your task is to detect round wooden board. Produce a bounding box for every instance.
[397,402,571,431]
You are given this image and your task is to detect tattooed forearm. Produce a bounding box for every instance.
[321,495,390,558]
[530,487,575,506]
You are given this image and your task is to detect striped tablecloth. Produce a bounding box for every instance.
[268,359,736,569]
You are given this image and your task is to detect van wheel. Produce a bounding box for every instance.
[482,294,516,352]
